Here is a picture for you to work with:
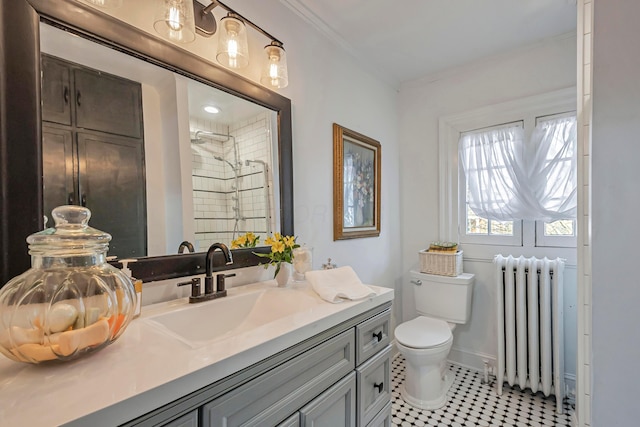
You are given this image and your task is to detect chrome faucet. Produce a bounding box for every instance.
[204,243,234,298]
[177,241,195,253]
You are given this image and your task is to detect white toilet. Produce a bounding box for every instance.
[394,271,474,410]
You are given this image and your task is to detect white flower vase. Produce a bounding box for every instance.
[275,263,292,287]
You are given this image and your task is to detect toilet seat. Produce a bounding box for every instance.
[395,316,452,349]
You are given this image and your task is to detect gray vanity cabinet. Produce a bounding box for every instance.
[201,330,354,426]
[41,54,146,257]
[356,310,391,365]
[356,346,391,426]
[277,414,300,427]
[299,372,356,426]
[364,402,391,427]
[128,303,392,427]
[162,410,198,427]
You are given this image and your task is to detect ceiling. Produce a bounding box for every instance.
[279,0,577,85]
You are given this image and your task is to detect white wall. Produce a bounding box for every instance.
[89,0,402,326]
[398,35,577,374]
[591,1,640,424]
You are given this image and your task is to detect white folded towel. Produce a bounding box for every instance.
[306,266,376,303]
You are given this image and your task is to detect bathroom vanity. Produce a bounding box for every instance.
[0,281,394,427]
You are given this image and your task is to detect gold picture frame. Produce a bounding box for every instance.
[333,123,381,240]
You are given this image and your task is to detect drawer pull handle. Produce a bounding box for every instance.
[411,279,422,286]
[372,331,383,343]
[374,382,384,393]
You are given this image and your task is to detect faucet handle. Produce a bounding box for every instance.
[178,278,201,298]
[216,273,236,293]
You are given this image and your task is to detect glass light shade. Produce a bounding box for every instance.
[82,0,123,7]
[261,42,289,89]
[153,0,196,44]
[216,14,250,69]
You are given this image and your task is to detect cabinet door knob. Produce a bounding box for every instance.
[372,331,383,343]
[76,91,82,107]
[374,382,384,393]
[63,86,69,105]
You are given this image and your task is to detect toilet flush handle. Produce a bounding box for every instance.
[410,279,422,286]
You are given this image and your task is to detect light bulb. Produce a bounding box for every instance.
[269,63,279,86]
[167,5,183,31]
[269,63,279,79]
[228,39,238,59]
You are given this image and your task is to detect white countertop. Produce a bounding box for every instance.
[0,281,393,427]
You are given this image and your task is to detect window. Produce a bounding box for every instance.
[458,121,523,246]
[438,88,578,256]
[458,112,576,248]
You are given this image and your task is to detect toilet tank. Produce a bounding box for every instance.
[410,270,475,324]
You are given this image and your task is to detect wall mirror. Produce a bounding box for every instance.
[0,0,293,284]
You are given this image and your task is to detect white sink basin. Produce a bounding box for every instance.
[142,283,321,347]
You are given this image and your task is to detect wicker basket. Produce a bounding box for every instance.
[419,250,463,276]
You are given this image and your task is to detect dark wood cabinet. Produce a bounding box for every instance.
[41,58,72,125]
[74,68,143,138]
[42,124,74,224]
[41,54,147,258]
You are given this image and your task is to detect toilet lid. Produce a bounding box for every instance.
[395,316,452,349]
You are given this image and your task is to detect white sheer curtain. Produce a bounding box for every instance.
[528,116,577,220]
[459,116,577,221]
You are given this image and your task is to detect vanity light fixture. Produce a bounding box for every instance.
[216,13,249,69]
[153,0,197,43]
[203,105,220,114]
[261,41,288,89]
[154,0,289,88]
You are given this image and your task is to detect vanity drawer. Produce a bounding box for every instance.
[356,309,391,365]
[356,345,391,426]
[201,329,355,427]
[366,401,392,427]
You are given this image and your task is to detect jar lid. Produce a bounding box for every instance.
[27,205,111,253]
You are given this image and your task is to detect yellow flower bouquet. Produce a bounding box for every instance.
[254,232,300,278]
[231,232,260,249]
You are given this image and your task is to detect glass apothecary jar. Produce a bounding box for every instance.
[0,206,137,364]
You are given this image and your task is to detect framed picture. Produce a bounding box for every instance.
[333,123,381,240]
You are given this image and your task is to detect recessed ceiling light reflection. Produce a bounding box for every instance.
[204,106,220,114]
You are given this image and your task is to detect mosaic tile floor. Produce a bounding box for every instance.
[391,355,574,426]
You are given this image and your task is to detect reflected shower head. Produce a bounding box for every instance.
[214,156,237,171]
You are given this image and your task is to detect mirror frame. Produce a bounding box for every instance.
[0,0,294,284]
